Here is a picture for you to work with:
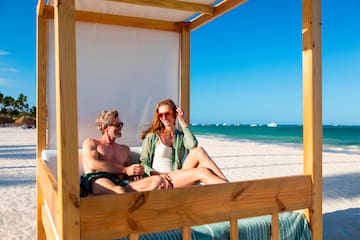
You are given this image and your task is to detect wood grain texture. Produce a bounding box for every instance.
[80,176,311,239]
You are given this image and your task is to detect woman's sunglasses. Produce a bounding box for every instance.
[158,111,172,118]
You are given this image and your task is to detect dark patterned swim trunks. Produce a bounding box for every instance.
[80,172,130,197]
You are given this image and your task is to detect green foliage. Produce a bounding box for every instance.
[0,91,36,119]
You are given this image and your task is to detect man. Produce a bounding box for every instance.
[81,109,172,196]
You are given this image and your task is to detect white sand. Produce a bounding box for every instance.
[0,127,359,239]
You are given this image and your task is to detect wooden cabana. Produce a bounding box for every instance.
[36,0,322,239]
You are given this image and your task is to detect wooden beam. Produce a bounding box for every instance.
[53,0,80,239]
[80,176,312,239]
[180,27,190,123]
[188,0,247,31]
[106,0,214,14]
[43,5,182,32]
[36,5,48,161]
[302,0,323,239]
[36,0,45,17]
[36,2,47,238]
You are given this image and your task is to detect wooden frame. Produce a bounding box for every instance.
[36,0,322,239]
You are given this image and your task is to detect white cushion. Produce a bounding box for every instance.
[41,147,141,179]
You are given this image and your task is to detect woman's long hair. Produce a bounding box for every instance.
[140,98,177,140]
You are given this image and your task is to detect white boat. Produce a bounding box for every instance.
[267,122,277,127]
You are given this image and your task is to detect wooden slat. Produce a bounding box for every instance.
[43,5,182,32]
[302,0,323,239]
[37,158,58,230]
[107,0,214,14]
[80,175,312,239]
[36,180,46,240]
[180,27,190,122]
[42,205,58,240]
[182,226,191,240]
[230,218,238,240]
[271,212,279,240]
[129,233,139,240]
[189,0,247,31]
[53,0,80,239]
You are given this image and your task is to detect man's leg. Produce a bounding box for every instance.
[92,178,126,195]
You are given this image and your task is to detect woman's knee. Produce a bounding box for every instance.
[190,146,206,157]
[197,166,213,177]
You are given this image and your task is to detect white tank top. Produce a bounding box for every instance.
[152,139,173,173]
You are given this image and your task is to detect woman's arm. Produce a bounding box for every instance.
[140,133,157,176]
[182,126,198,149]
[176,107,198,149]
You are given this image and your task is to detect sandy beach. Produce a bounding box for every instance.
[0,127,359,239]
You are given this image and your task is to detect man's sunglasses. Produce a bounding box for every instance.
[110,121,124,128]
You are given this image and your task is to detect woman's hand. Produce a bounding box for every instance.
[176,107,188,128]
[158,173,173,189]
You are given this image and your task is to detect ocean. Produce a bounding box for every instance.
[190,124,360,154]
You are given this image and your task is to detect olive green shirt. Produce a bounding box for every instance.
[140,127,198,176]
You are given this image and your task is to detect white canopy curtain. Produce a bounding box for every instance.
[46,21,180,148]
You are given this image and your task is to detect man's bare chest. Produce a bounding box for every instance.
[96,144,126,164]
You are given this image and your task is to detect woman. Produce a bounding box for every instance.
[140,98,228,187]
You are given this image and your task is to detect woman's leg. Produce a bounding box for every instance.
[128,175,172,191]
[166,167,227,188]
[182,146,228,181]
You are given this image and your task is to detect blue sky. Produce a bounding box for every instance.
[1,0,359,125]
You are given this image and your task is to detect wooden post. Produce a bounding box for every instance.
[302,0,322,239]
[36,0,47,238]
[53,0,80,239]
[180,26,190,122]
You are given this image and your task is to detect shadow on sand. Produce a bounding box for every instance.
[323,208,360,240]
[322,173,360,239]
[323,173,360,199]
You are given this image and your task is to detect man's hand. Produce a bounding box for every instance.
[124,164,144,176]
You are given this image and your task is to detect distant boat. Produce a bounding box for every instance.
[267,122,277,127]
[250,124,257,127]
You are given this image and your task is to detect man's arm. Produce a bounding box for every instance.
[123,153,145,177]
[82,138,109,173]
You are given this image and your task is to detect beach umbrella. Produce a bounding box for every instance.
[15,116,36,126]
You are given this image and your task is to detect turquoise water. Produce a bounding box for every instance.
[190,124,360,153]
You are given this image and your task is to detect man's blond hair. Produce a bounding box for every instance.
[95,109,119,134]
